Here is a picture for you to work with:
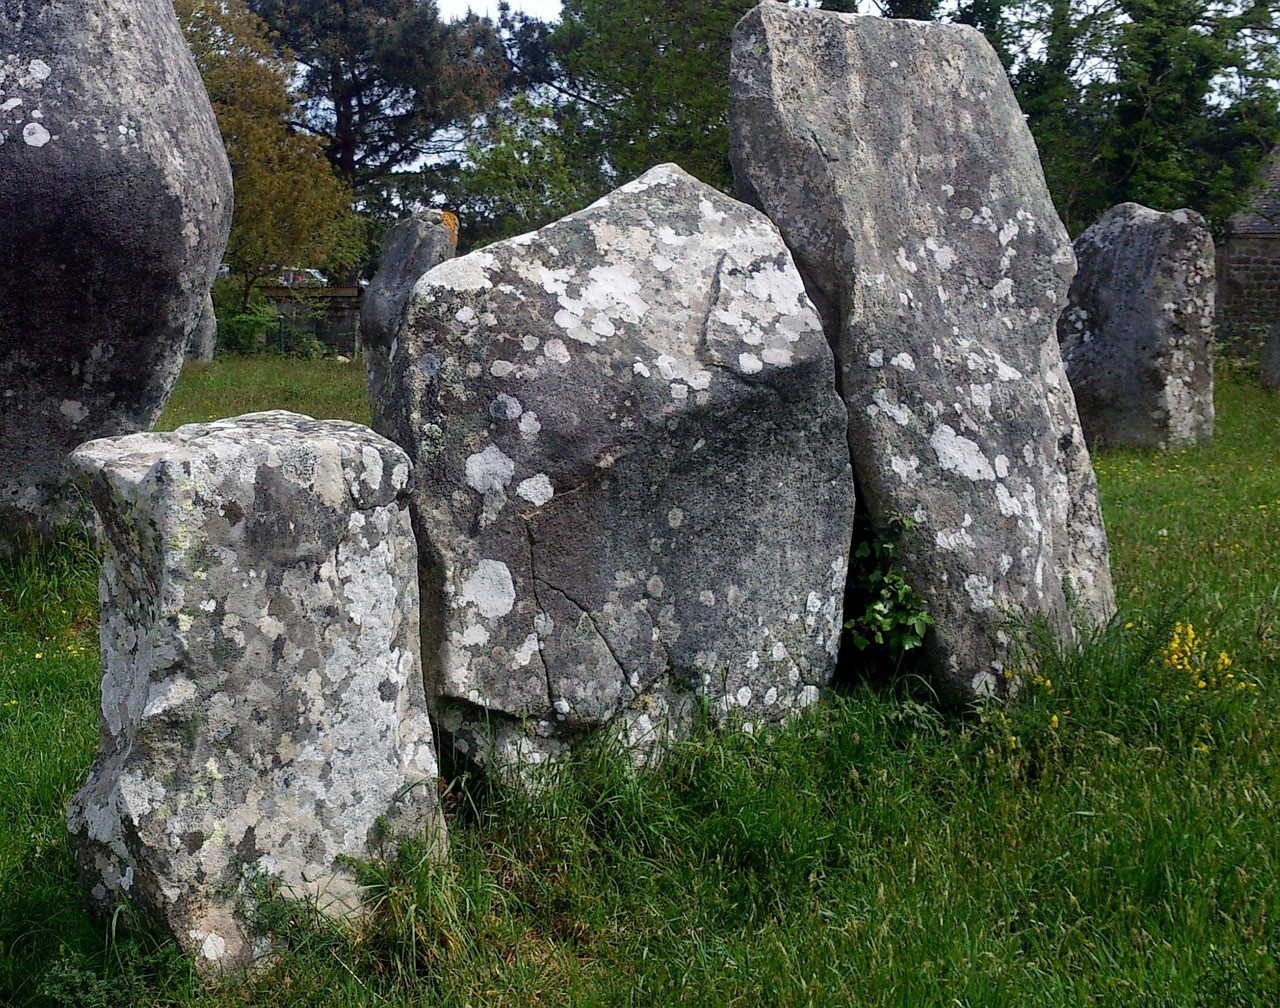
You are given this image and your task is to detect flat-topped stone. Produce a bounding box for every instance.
[66,411,445,973]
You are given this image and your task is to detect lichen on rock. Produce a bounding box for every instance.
[729,2,1116,700]
[374,163,855,782]
[66,411,445,973]
[0,0,232,548]
[1059,202,1216,450]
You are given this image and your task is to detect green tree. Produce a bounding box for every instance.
[247,0,508,199]
[544,0,757,192]
[438,95,609,251]
[1009,0,1280,233]
[177,0,366,308]
[488,0,1279,239]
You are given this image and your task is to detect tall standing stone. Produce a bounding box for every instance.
[66,412,446,973]
[0,0,233,547]
[730,3,1114,700]
[361,210,458,407]
[1059,203,1216,449]
[374,164,854,780]
[187,294,218,363]
[1261,325,1280,392]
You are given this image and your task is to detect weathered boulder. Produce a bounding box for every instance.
[374,163,854,779]
[362,210,458,406]
[729,3,1115,699]
[187,294,218,363]
[1261,325,1280,392]
[66,412,445,973]
[1058,203,1216,449]
[0,0,232,548]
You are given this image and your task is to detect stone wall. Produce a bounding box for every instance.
[1217,236,1280,330]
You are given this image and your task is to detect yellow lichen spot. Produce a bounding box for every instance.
[440,210,459,249]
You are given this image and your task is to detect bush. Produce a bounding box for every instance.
[218,305,275,354]
[285,330,330,361]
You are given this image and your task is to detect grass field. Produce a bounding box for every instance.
[155,357,371,430]
[1,357,1278,1006]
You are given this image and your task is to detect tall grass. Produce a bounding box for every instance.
[0,362,1277,1006]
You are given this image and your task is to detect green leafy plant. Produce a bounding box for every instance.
[844,515,933,658]
[217,303,275,355]
[285,330,330,361]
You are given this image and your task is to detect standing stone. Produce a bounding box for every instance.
[0,0,233,548]
[66,412,445,973]
[374,164,854,780]
[362,210,458,407]
[187,294,218,363]
[1261,325,1280,392]
[730,4,1115,700]
[1059,203,1216,449]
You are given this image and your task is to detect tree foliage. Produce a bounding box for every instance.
[246,0,508,198]
[435,95,609,251]
[506,0,1279,235]
[1009,0,1280,234]
[176,0,365,307]
[539,0,759,193]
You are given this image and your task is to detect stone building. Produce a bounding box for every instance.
[1217,145,1280,330]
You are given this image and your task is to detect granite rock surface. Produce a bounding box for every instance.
[730,3,1115,699]
[66,412,445,973]
[1059,203,1216,449]
[0,0,233,547]
[362,210,458,407]
[188,294,218,363]
[375,163,855,779]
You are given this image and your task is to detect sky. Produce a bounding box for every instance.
[437,0,563,21]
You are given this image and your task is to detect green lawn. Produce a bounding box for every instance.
[156,356,370,430]
[1,359,1277,1007]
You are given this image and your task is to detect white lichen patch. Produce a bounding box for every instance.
[420,252,495,294]
[464,445,515,494]
[929,424,995,481]
[461,559,516,619]
[516,473,554,506]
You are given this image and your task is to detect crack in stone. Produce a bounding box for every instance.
[530,574,638,705]
[694,249,729,369]
[522,520,554,709]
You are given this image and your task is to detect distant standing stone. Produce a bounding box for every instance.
[374,164,854,780]
[730,3,1115,700]
[188,294,218,363]
[66,412,445,973]
[1059,203,1216,449]
[0,0,232,548]
[362,210,458,406]
[1261,325,1280,391]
